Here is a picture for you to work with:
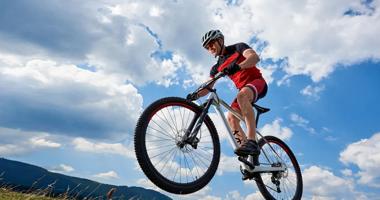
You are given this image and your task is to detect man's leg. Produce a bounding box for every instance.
[227,109,247,146]
[234,87,260,156]
[237,87,256,140]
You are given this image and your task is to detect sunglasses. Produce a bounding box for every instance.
[205,40,217,50]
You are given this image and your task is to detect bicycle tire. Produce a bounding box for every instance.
[134,97,220,194]
[255,136,303,200]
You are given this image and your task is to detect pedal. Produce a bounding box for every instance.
[242,170,251,181]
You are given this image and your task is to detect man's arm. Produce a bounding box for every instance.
[197,81,215,97]
[238,48,260,69]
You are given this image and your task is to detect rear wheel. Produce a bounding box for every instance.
[134,97,220,194]
[255,136,303,200]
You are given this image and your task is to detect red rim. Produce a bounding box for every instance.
[148,102,196,121]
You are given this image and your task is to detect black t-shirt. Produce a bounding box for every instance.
[210,42,250,77]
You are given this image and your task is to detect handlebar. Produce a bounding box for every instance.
[186,71,226,101]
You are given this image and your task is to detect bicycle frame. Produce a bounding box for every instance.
[185,86,286,174]
[212,91,286,173]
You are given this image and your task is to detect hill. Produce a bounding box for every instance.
[0,158,171,200]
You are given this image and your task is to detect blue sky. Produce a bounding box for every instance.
[1,0,380,199]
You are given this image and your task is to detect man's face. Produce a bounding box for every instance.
[206,39,220,56]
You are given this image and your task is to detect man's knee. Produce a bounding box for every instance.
[237,89,252,103]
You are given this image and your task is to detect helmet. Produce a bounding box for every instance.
[202,30,224,48]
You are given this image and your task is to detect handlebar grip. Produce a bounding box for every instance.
[186,93,199,101]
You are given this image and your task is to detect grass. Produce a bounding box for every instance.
[0,171,116,200]
[0,185,117,200]
[0,187,58,200]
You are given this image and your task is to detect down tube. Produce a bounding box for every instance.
[212,104,239,149]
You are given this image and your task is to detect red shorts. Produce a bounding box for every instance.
[231,78,267,111]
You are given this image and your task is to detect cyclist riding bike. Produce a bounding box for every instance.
[194,29,268,158]
[134,30,303,198]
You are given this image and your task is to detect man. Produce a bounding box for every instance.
[196,29,268,157]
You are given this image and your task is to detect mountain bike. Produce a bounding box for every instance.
[134,71,303,200]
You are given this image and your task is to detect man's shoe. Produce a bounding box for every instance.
[234,140,260,156]
[251,154,260,166]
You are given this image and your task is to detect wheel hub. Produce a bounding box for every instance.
[175,129,195,153]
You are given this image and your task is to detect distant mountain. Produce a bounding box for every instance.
[0,158,172,200]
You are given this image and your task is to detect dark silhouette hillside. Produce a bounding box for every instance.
[0,158,171,200]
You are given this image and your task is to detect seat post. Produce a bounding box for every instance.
[255,111,261,127]
[252,104,270,127]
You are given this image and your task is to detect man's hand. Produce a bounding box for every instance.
[223,63,241,75]
[186,92,199,101]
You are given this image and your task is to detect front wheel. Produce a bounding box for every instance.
[134,97,220,194]
[255,136,303,200]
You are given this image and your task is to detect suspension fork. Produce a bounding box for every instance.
[181,98,214,148]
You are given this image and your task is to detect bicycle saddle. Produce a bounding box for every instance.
[252,104,270,114]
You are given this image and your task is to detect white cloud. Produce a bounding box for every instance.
[217,153,240,175]
[182,186,220,200]
[290,113,316,134]
[290,113,309,125]
[29,137,61,148]
[136,178,154,189]
[341,168,353,177]
[149,6,164,17]
[224,190,244,200]
[257,65,276,85]
[72,137,135,159]
[50,164,75,173]
[203,0,380,83]
[244,191,265,200]
[150,53,186,87]
[301,85,325,100]
[88,1,213,86]
[1,0,379,89]
[224,190,267,200]
[0,144,26,156]
[0,56,142,139]
[340,132,380,188]
[259,118,293,141]
[0,127,62,156]
[93,170,119,180]
[303,165,367,199]
[0,1,188,88]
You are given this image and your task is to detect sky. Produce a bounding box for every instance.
[0,0,379,199]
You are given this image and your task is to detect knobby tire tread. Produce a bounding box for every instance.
[255,136,303,200]
[134,97,220,194]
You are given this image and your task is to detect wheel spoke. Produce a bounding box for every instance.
[189,149,210,170]
[149,120,176,140]
[256,138,301,200]
[157,109,178,137]
[183,151,195,183]
[146,143,173,151]
[150,146,176,160]
[187,151,202,180]
[165,107,179,134]
[136,100,220,192]
[159,146,178,174]
[146,132,173,141]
